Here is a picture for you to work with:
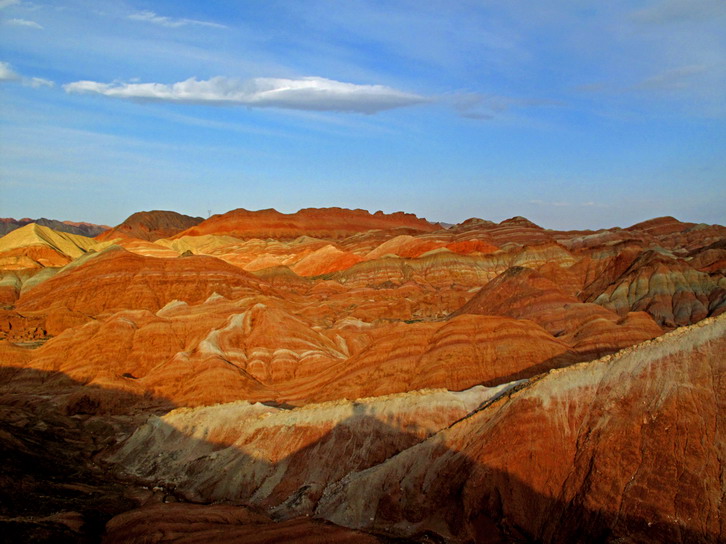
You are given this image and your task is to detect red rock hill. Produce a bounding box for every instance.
[97,210,203,242]
[173,207,438,240]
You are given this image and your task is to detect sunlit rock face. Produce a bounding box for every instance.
[454,266,663,358]
[625,216,726,253]
[19,295,569,408]
[14,247,266,319]
[316,315,726,544]
[0,223,109,271]
[3,211,724,408]
[109,384,520,519]
[1,208,724,543]
[172,206,438,239]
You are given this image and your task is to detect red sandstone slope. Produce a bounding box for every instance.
[15,247,266,318]
[5,211,721,410]
[99,316,726,543]
[97,210,203,242]
[454,266,663,357]
[581,249,726,327]
[446,215,552,246]
[19,293,572,408]
[317,315,726,543]
[287,314,573,403]
[2,209,726,544]
[688,239,726,274]
[173,207,438,239]
[109,385,520,519]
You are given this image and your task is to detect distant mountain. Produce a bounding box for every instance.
[0,217,109,238]
[96,210,204,242]
[173,207,437,240]
[0,223,110,273]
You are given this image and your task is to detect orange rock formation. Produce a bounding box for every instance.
[97,210,203,242]
[15,247,266,318]
[316,315,726,543]
[1,207,724,543]
[173,207,437,239]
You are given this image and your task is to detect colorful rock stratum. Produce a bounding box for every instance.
[1,207,724,543]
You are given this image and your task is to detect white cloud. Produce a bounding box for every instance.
[0,0,20,9]
[0,61,54,87]
[6,18,42,29]
[63,76,427,114]
[128,10,226,29]
[25,76,54,88]
[0,61,20,81]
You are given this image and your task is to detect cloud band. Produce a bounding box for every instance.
[63,75,427,114]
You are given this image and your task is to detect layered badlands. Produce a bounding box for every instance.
[0,207,724,542]
[0,217,109,237]
[111,315,726,543]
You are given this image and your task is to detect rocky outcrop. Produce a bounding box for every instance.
[15,247,266,319]
[295,315,573,402]
[173,207,437,240]
[109,385,519,518]
[22,295,568,408]
[582,250,724,327]
[0,217,109,238]
[97,211,203,242]
[316,315,726,543]
[331,242,576,289]
[454,266,663,358]
[2,208,725,544]
[0,310,47,342]
[0,223,108,270]
[290,245,364,276]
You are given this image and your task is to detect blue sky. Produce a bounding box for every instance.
[1,0,724,229]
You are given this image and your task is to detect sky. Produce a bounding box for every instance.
[1,0,725,229]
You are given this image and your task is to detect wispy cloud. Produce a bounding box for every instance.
[0,61,20,81]
[574,83,607,94]
[631,0,726,24]
[6,17,42,29]
[0,0,20,9]
[451,92,560,120]
[0,60,53,87]
[576,64,719,102]
[63,75,428,114]
[635,65,708,91]
[128,10,226,29]
[25,76,53,88]
[529,200,608,208]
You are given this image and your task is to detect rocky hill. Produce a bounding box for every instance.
[0,207,724,542]
[0,217,109,238]
[96,210,204,242]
